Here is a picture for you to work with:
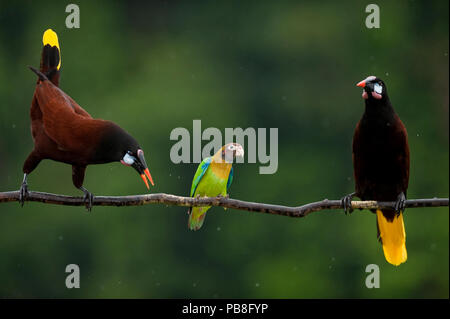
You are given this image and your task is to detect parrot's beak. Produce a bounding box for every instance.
[236,146,245,158]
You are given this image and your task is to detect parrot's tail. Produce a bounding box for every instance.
[376,209,407,266]
[40,29,61,85]
[188,207,209,231]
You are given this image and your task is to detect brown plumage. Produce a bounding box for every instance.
[343,76,410,266]
[20,29,154,210]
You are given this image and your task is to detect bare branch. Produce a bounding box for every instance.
[0,190,447,217]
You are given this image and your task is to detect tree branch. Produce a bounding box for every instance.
[0,190,447,217]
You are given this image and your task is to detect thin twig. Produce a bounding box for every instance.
[0,191,447,217]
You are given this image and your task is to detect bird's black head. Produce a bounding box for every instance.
[356,76,388,101]
[99,122,154,189]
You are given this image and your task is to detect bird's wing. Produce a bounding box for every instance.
[226,166,233,192]
[64,92,93,118]
[190,157,212,197]
[394,116,410,192]
[352,120,363,193]
[34,80,92,152]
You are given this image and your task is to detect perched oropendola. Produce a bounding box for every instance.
[342,75,410,266]
[20,29,154,210]
[188,143,244,231]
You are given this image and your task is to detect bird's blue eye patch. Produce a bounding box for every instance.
[122,153,135,165]
[374,83,383,94]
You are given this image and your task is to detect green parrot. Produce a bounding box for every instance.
[188,143,244,231]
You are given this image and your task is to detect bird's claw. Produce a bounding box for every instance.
[394,193,406,214]
[80,188,94,212]
[19,182,29,207]
[84,192,94,212]
[341,192,355,215]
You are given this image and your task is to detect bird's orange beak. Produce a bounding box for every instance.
[136,149,155,189]
[145,168,154,187]
[356,80,366,88]
[140,169,154,189]
[140,173,150,189]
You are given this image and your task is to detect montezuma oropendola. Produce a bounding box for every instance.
[342,75,410,266]
[20,29,154,210]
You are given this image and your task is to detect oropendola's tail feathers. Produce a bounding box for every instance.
[376,210,407,266]
[41,29,61,85]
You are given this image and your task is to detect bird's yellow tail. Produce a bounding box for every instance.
[376,209,407,266]
[40,29,61,85]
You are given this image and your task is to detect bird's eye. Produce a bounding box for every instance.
[228,144,236,151]
[374,83,383,94]
[122,152,135,166]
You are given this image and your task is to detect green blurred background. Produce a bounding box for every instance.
[0,0,448,298]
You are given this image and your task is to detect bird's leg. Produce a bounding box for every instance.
[19,174,29,207]
[394,192,406,214]
[20,151,41,207]
[341,192,356,215]
[79,186,94,212]
[218,193,229,210]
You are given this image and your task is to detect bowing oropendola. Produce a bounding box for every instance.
[343,75,410,266]
[20,29,154,210]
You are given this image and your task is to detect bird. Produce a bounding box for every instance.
[342,75,410,266]
[188,143,244,231]
[20,29,154,210]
